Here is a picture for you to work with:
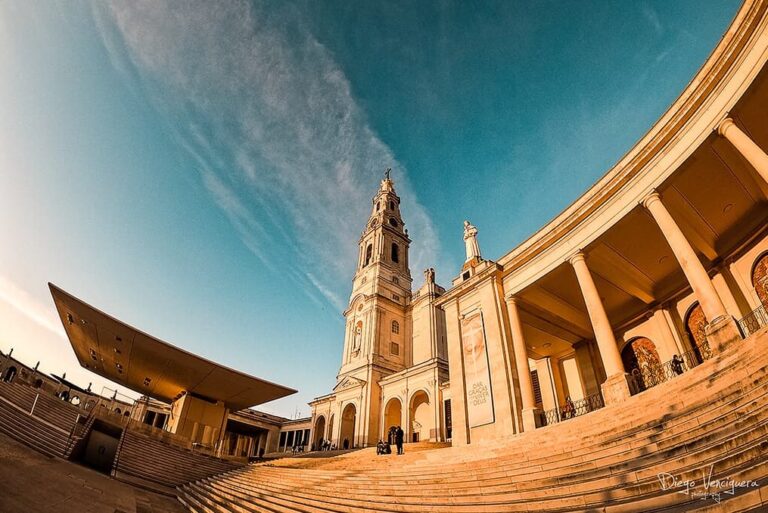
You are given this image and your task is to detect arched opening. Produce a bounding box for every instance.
[391,243,399,263]
[751,251,768,308]
[621,337,662,391]
[114,408,121,415]
[313,416,326,449]
[364,244,373,266]
[391,320,399,334]
[71,395,81,406]
[684,302,709,363]
[389,200,395,210]
[34,378,43,389]
[409,390,433,443]
[383,398,402,442]
[339,403,356,450]
[2,366,17,383]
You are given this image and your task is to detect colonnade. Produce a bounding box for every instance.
[507,117,768,429]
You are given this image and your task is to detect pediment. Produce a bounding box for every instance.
[333,375,366,392]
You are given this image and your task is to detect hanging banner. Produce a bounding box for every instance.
[461,312,495,427]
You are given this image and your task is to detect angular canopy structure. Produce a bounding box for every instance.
[49,283,296,412]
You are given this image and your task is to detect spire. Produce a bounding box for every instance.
[380,167,394,193]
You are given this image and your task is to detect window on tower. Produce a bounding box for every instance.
[391,320,399,334]
[389,200,395,210]
[391,243,399,263]
[389,218,398,228]
[364,244,373,266]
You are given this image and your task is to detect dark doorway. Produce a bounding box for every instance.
[3,366,17,383]
[80,420,122,474]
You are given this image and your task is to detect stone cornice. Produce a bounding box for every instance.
[435,261,503,307]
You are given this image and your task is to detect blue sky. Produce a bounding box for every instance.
[0,0,740,417]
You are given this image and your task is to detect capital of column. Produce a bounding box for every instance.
[716,117,736,138]
[640,190,661,210]
[567,251,585,266]
[504,294,519,305]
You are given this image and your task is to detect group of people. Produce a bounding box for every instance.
[377,425,405,456]
[313,439,336,451]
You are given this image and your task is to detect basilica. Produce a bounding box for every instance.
[310,0,768,448]
[309,174,450,448]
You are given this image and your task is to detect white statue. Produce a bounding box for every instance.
[353,324,362,351]
[463,220,481,262]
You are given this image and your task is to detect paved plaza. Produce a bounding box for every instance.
[0,431,185,513]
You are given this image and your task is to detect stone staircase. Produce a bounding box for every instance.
[114,428,243,491]
[0,381,84,458]
[177,328,768,512]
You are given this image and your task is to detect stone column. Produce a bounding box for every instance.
[641,191,741,350]
[504,296,540,431]
[568,252,632,404]
[651,308,681,362]
[717,118,768,184]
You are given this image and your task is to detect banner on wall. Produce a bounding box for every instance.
[461,312,495,427]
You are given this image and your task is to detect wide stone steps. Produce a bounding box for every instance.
[0,381,83,432]
[115,429,242,488]
[178,331,768,513]
[218,409,768,499]
[0,393,69,458]
[231,356,768,484]
[182,437,768,513]
[197,416,768,506]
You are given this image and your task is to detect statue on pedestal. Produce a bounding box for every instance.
[463,220,481,262]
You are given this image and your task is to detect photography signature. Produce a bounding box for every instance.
[657,465,758,503]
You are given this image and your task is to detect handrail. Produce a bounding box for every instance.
[539,392,605,427]
[628,345,710,392]
[738,304,768,337]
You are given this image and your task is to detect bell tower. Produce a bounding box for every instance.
[332,170,412,447]
[340,169,412,371]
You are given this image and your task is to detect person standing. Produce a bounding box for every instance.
[671,354,684,376]
[395,425,404,455]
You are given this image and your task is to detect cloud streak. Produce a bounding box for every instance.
[0,275,65,339]
[91,1,444,311]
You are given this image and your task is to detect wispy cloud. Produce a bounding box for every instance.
[90,1,444,311]
[0,275,65,339]
[641,3,663,36]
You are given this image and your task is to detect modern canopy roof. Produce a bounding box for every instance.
[49,283,296,411]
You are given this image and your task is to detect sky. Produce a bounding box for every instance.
[0,0,741,417]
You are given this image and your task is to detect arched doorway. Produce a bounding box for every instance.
[751,252,768,308]
[409,391,433,443]
[313,416,326,449]
[383,398,402,443]
[339,403,356,449]
[684,302,710,363]
[621,337,662,391]
[3,366,17,383]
